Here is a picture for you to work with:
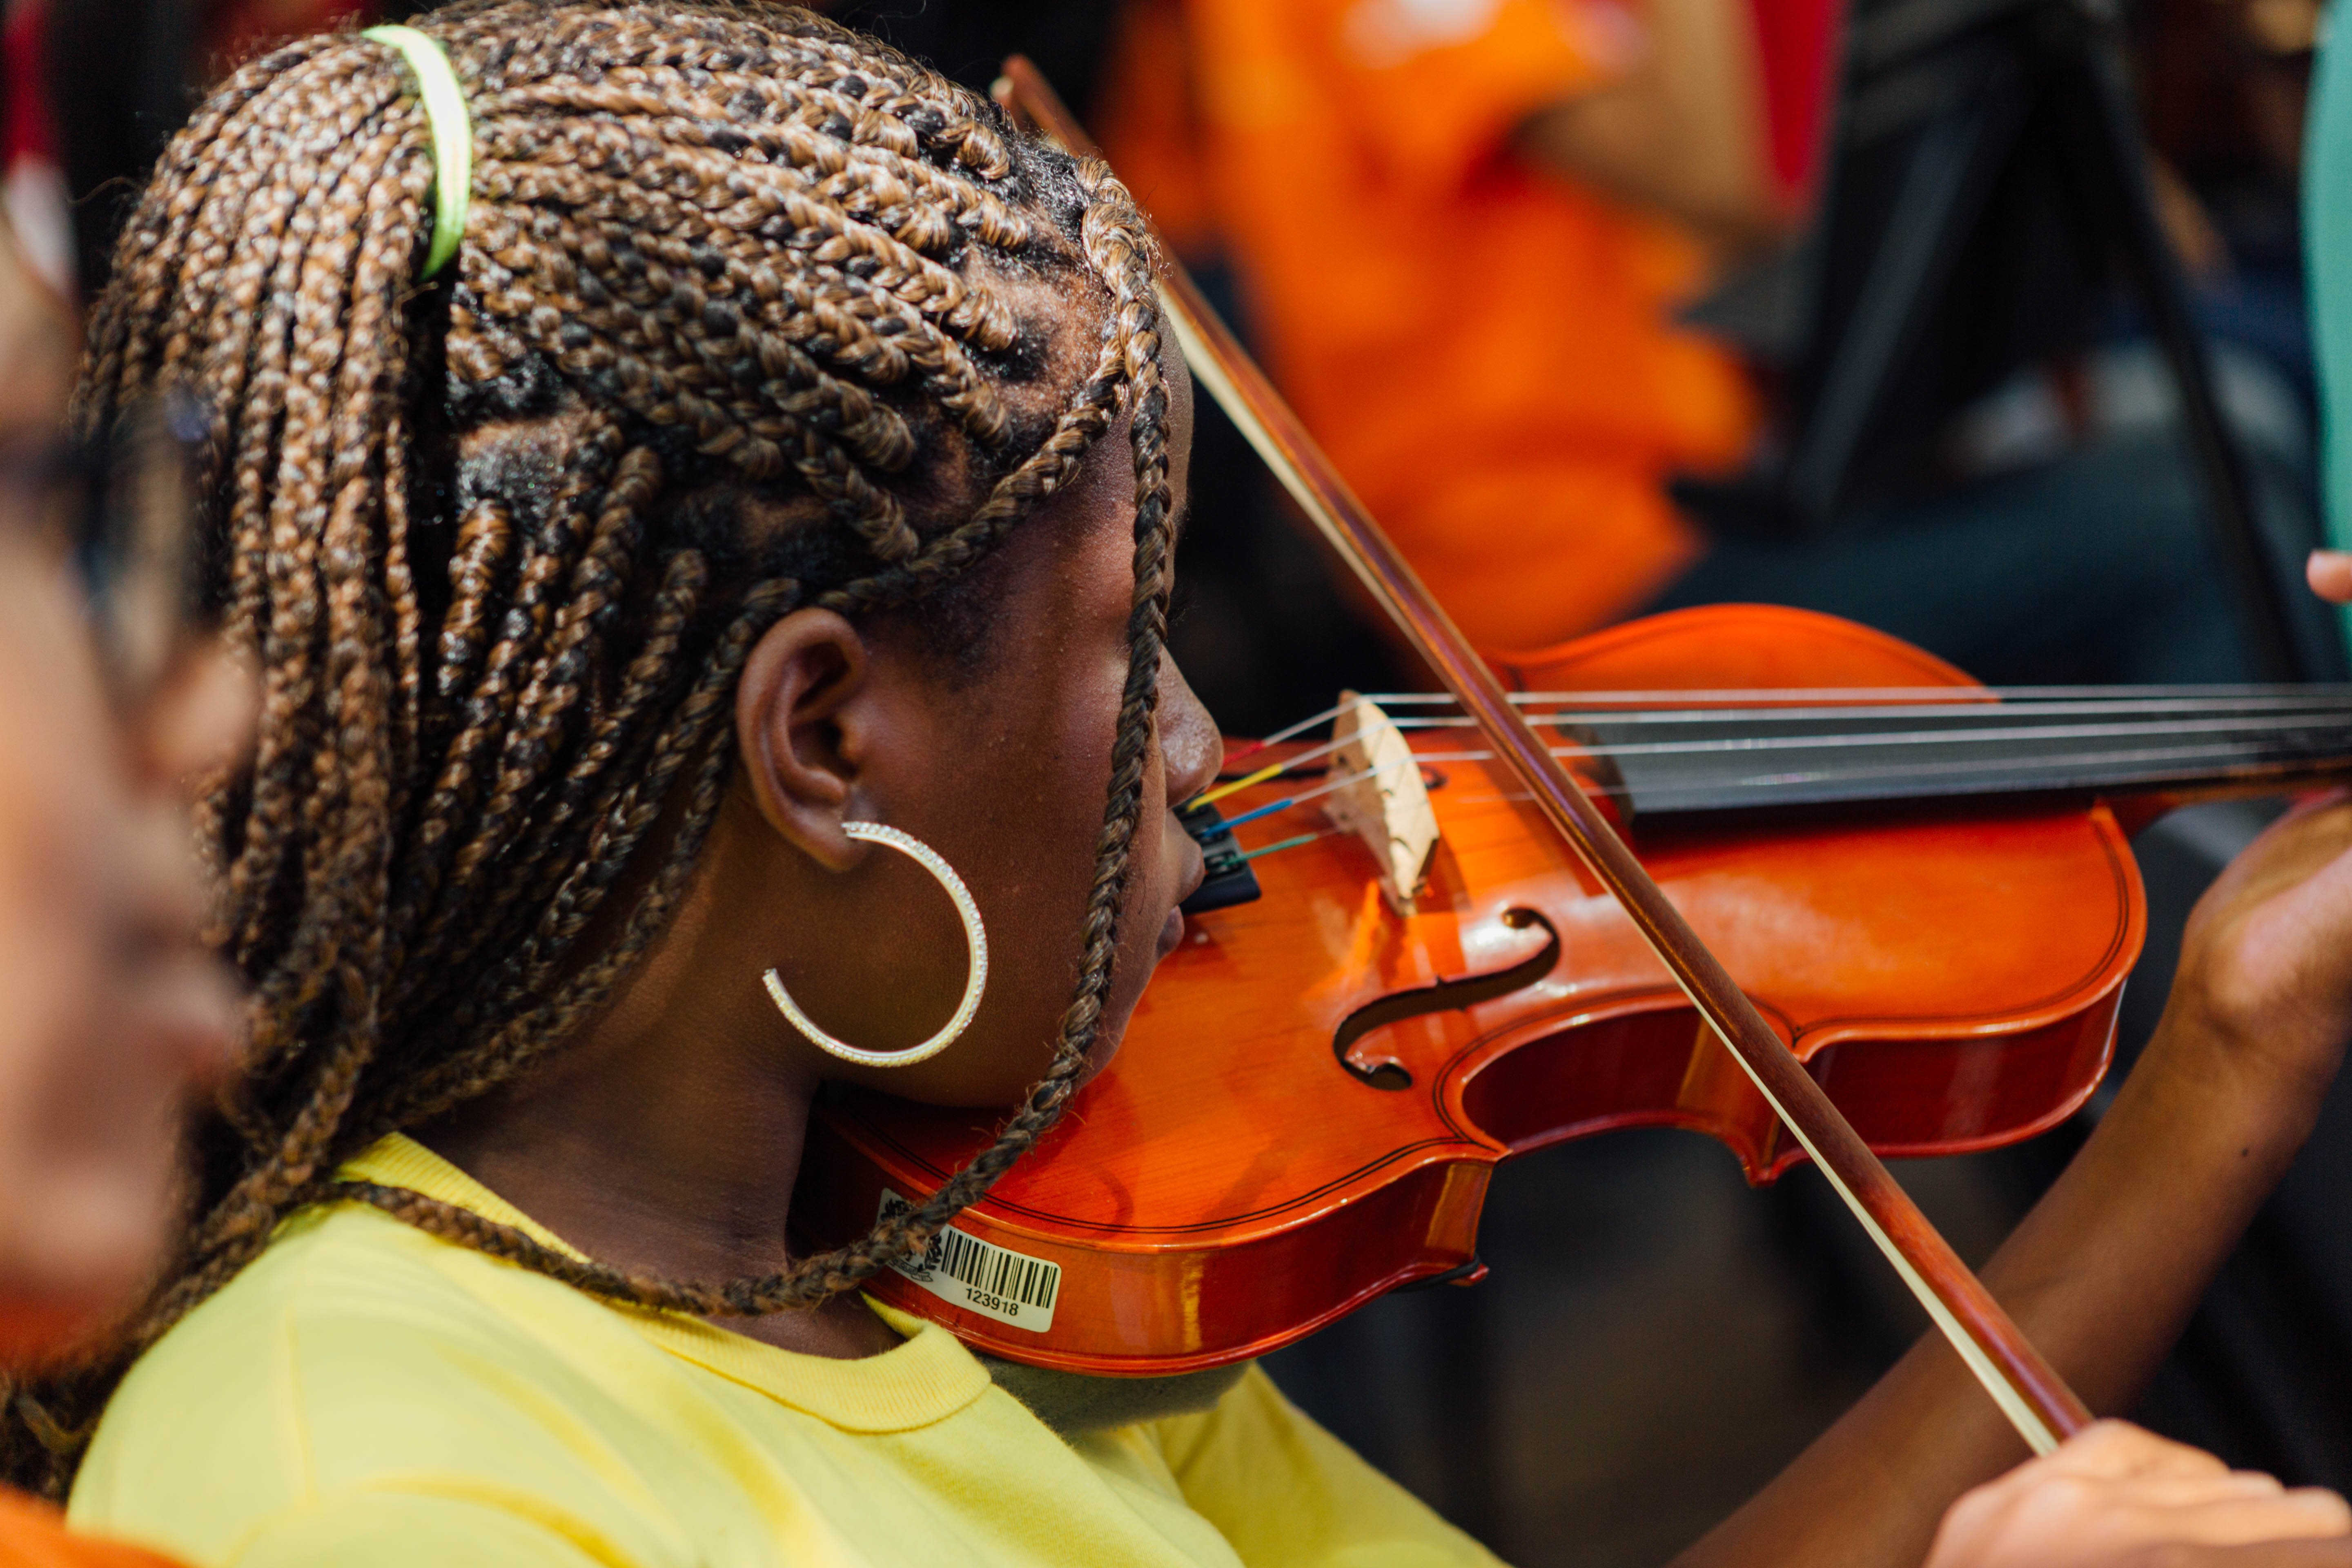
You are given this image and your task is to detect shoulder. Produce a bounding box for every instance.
[1139,1368,1503,1566]
[71,1200,678,1568]
[1141,1363,1304,1472]
[84,1196,582,1457]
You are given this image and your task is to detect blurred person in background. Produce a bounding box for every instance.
[0,0,387,306]
[6,0,2319,688]
[1102,0,1779,655]
[0,209,249,1560]
[1102,0,2312,684]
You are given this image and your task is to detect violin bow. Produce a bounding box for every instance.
[997,58,2094,1455]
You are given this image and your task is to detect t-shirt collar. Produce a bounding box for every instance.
[336,1134,994,1433]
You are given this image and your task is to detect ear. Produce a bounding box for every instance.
[735,608,874,874]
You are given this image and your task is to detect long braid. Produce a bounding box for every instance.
[5,2,1175,1495]
[352,158,1176,1321]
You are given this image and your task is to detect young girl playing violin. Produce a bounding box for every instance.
[29,5,2352,1565]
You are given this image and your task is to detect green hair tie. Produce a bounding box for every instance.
[363,25,471,280]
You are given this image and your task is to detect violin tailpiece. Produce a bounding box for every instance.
[1176,801,1263,915]
[1321,692,1439,914]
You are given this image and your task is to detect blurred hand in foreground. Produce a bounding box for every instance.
[2305,549,2352,604]
[1928,1422,2352,1568]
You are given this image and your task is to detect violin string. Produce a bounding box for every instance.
[1405,734,2343,791]
[1221,694,1371,765]
[1213,690,2352,812]
[1214,794,1300,832]
[1406,711,2352,764]
[1360,684,2352,708]
[1687,737,2352,791]
[1236,692,2352,761]
[1216,756,1424,831]
[1238,829,1340,863]
[1385,697,2352,732]
[1194,727,1370,807]
[1194,761,1289,809]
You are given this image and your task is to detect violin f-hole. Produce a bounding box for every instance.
[1332,909,1563,1090]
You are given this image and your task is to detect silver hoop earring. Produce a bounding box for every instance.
[763,822,988,1069]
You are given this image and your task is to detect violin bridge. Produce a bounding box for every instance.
[1322,691,1440,915]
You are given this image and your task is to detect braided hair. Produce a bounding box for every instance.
[6,0,1173,1491]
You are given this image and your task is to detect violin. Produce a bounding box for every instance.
[802,60,2350,1453]
[803,601,2352,1367]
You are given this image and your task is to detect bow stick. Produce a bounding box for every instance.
[997,57,2094,1454]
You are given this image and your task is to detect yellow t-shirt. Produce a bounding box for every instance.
[69,1136,1499,1568]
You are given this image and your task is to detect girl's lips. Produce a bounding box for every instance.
[1157,842,1207,960]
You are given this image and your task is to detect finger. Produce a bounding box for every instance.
[2050,1422,2235,1481]
[2309,550,2352,604]
[2287,1489,2352,1535]
[2131,1490,2352,1548]
[2097,1472,2294,1510]
[2118,1537,2352,1568]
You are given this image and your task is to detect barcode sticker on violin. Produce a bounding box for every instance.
[877,1190,1060,1332]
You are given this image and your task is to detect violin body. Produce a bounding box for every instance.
[802,606,2144,1375]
